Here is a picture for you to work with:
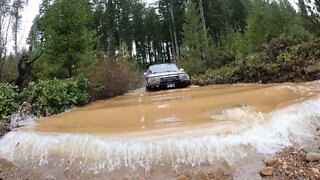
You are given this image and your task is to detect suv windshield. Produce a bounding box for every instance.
[148,64,179,74]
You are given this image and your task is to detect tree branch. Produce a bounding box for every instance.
[28,50,43,64]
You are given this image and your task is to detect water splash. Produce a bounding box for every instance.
[0,98,319,172]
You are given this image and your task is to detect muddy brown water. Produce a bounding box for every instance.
[1,81,320,179]
[29,82,319,138]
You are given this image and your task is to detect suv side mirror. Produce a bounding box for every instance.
[143,72,147,76]
[180,68,184,72]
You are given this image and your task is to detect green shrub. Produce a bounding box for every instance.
[0,83,20,119]
[21,75,89,116]
[179,59,207,76]
[191,36,320,85]
[192,66,240,86]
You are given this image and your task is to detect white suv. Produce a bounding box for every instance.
[144,63,191,91]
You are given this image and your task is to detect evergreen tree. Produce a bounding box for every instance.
[180,1,209,74]
[11,0,28,54]
[1,0,29,81]
[42,0,96,78]
[243,0,305,54]
[0,0,12,81]
[158,0,187,63]
[299,0,320,36]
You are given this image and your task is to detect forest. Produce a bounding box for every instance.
[1,0,320,125]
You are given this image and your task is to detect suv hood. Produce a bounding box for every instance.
[146,71,182,78]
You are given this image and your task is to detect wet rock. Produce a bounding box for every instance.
[259,167,275,176]
[265,158,277,166]
[176,174,189,180]
[285,170,290,175]
[305,153,320,162]
[291,151,298,155]
[282,163,288,170]
[46,176,56,180]
[299,169,304,173]
[302,146,318,153]
[311,168,320,174]
[288,158,294,162]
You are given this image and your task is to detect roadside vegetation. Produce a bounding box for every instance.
[0,0,320,132]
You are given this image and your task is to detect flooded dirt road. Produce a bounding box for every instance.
[0,82,320,179]
[30,82,319,137]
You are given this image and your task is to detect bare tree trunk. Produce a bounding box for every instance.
[0,14,11,82]
[170,2,179,64]
[13,1,19,54]
[198,0,208,59]
[198,0,206,31]
[12,0,28,55]
[173,26,179,63]
[15,51,43,90]
[165,42,171,63]
[169,26,175,63]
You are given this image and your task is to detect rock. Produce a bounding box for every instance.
[291,151,298,155]
[284,170,290,175]
[265,158,277,166]
[176,174,189,180]
[302,146,318,153]
[299,169,304,173]
[282,163,288,170]
[46,176,56,180]
[259,167,275,176]
[311,168,320,174]
[305,153,320,162]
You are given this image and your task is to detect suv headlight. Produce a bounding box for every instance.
[147,77,160,84]
[179,73,190,80]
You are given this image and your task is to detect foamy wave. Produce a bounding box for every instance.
[0,99,319,171]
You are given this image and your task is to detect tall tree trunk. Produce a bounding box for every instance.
[298,0,308,17]
[0,58,4,82]
[198,0,208,58]
[0,16,11,82]
[12,0,27,55]
[198,0,206,31]
[170,2,179,63]
[148,42,152,63]
[68,66,72,78]
[169,26,176,63]
[13,4,19,55]
[173,26,179,63]
[166,41,171,63]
